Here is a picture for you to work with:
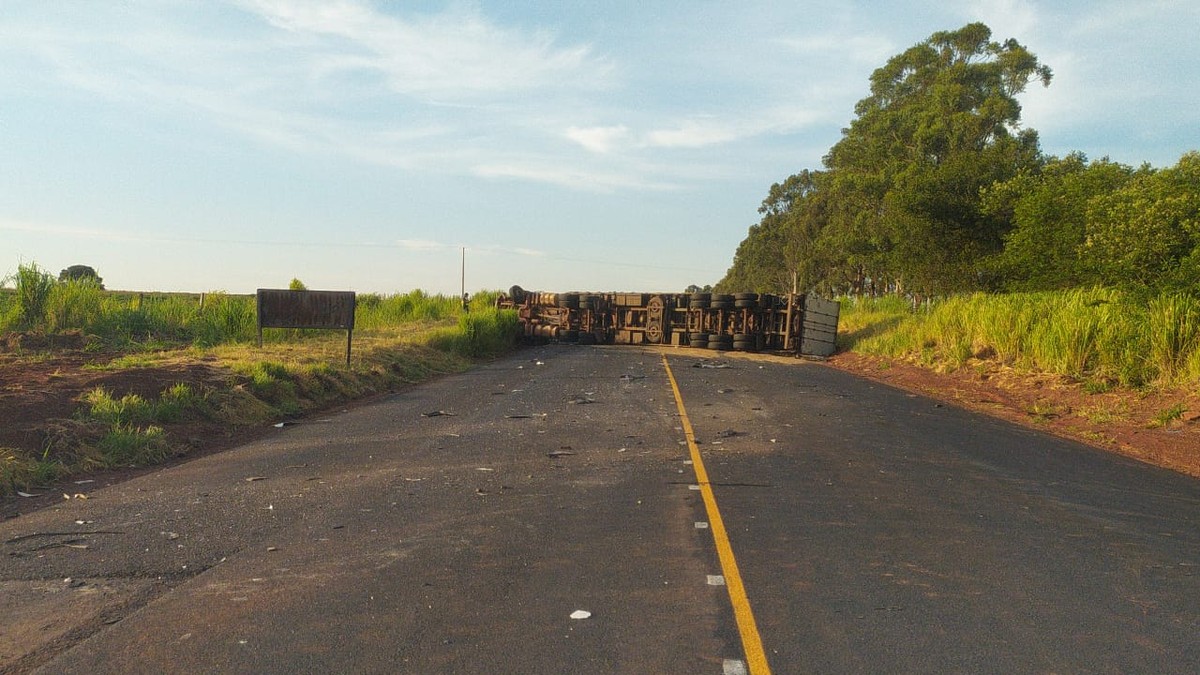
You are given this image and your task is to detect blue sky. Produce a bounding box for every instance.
[2,1,1197,295]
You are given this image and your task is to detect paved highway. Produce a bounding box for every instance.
[2,345,1198,673]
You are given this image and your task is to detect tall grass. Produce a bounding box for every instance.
[49,278,105,331]
[842,289,1200,387]
[354,289,498,329]
[2,266,513,360]
[191,293,256,346]
[7,262,57,330]
[427,308,519,358]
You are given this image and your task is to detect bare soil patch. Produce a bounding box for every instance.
[0,348,262,519]
[826,352,1200,478]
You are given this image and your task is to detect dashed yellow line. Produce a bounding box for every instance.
[662,355,771,675]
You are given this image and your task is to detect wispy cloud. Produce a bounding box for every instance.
[1,1,628,188]
[2,218,547,259]
[564,125,629,154]
[645,108,824,149]
[395,238,546,258]
[395,239,450,252]
[0,218,139,242]
[472,161,681,192]
[645,119,741,149]
[237,0,612,101]
[0,0,856,195]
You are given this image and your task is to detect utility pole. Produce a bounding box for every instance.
[460,247,468,311]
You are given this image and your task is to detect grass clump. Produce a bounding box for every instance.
[81,388,156,426]
[97,424,169,467]
[69,384,210,470]
[79,383,207,426]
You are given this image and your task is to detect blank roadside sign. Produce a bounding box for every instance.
[256,289,356,364]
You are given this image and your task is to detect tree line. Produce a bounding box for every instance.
[716,23,1199,298]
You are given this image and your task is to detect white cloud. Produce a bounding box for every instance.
[645,108,822,149]
[645,119,740,149]
[564,125,629,154]
[472,162,681,192]
[473,245,546,258]
[0,218,137,242]
[236,0,611,100]
[395,239,451,251]
[0,1,626,188]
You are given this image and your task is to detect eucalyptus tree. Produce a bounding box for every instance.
[822,22,1052,295]
[717,170,830,294]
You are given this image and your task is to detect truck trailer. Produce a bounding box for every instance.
[496,286,839,357]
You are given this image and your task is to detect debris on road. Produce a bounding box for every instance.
[421,410,457,417]
[548,449,575,457]
[245,476,266,482]
[693,361,730,369]
[567,394,596,405]
[569,610,591,620]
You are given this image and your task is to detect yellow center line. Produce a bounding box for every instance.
[661,354,772,675]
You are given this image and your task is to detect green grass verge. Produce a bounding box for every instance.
[1,307,519,497]
[839,289,1200,388]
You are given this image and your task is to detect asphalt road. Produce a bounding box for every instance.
[2,344,1198,674]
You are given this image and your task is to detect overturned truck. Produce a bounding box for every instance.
[496,286,840,357]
